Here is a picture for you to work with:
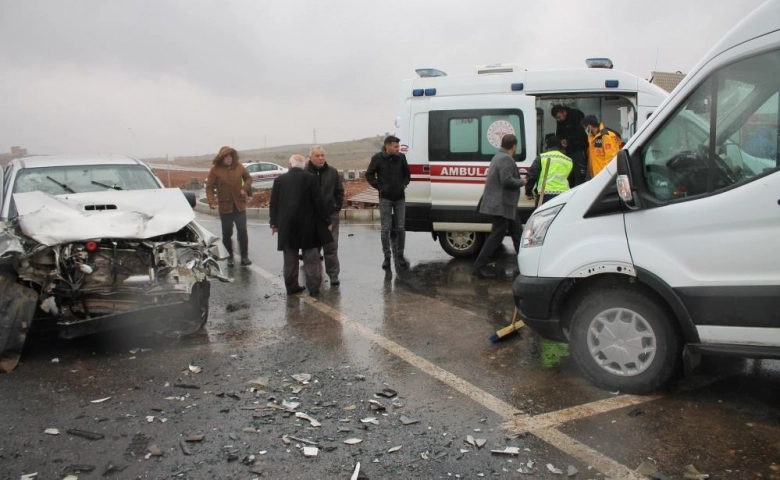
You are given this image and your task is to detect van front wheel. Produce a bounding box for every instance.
[569,285,681,394]
[437,231,485,258]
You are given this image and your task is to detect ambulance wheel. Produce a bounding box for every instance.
[568,285,682,394]
[438,231,484,258]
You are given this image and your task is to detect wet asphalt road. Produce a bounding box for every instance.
[1,213,779,479]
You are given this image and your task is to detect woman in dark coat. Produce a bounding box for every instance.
[269,154,332,296]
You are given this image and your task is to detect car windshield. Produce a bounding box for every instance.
[13,164,161,195]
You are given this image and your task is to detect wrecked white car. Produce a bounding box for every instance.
[0,155,228,372]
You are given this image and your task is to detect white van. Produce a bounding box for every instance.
[395,62,668,257]
[513,0,780,393]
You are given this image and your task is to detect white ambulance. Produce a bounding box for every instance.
[395,61,668,257]
[513,0,780,393]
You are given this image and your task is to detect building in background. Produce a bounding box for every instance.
[649,71,687,93]
[10,146,28,157]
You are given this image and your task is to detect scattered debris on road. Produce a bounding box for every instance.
[66,428,105,440]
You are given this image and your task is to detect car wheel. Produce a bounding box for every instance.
[568,285,681,394]
[168,280,210,337]
[0,272,37,372]
[438,231,485,258]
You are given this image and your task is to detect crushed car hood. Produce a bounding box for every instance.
[13,189,196,246]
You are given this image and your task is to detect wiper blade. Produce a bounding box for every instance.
[46,176,76,193]
[91,180,122,190]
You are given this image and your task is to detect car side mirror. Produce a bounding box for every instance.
[182,191,197,208]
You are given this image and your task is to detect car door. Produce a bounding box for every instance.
[624,48,780,347]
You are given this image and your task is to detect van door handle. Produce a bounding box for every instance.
[423,165,430,173]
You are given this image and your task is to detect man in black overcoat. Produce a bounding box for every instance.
[270,154,333,296]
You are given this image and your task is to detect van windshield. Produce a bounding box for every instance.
[640,50,779,201]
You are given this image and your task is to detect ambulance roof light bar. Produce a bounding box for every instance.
[415,68,447,78]
[476,63,527,74]
[586,58,614,69]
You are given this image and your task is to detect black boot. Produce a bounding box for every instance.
[382,257,391,270]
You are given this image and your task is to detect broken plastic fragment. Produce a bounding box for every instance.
[295,412,322,427]
[683,464,710,479]
[490,447,520,455]
[44,428,60,435]
[40,296,59,315]
[350,462,361,480]
[51,358,59,363]
[399,415,420,425]
[343,438,363,445]
[465,435,476,446]
[387,445,402,453]
[281,400,300,411]
[66,429,105,440]
[360,417,379,425]
[291,373,311,383]
[188,365,202,374]
[90,397,112,403]
[636,461,658,476]
[291,386,304,394]
[475,438,487,448]
[20,474,37,480]
[546,463,563,474]
[375,388,398,398]
[146,445,163,457]
[343,404,356,411]
[246,377,269,387]
[517,462,535,475]
[288,435,318,445]
[567,465,579,476]
[303,446,319,457]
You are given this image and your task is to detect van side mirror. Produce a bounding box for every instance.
[615,150,640,210]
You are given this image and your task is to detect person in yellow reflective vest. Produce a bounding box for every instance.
[525,135,573,207]
[582,115,623,178]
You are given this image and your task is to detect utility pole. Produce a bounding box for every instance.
[166,152,171,187]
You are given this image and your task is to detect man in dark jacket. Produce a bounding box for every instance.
[551,104,588,186]
[473,134,525,278]
[366,135,411,270]
[306,145,344,286]
[270,154,333,297]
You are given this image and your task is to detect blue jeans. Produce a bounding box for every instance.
[379,198,405,258]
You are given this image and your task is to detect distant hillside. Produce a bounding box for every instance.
[145,136,386,171]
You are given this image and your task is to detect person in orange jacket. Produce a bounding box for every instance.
[582,115,624,178]
[206,146,253,267]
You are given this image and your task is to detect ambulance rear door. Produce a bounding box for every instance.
[426,94,537,233]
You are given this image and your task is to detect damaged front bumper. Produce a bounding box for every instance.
[0,189,229,372]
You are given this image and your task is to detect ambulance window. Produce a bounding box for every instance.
[450,118,479,153]
[429,109,526,162]
[640,49,780,202]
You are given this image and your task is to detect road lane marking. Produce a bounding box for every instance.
[248,264,645,478]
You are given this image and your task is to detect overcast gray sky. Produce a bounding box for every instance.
[0,0,767,158]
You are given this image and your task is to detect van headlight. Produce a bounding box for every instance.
[521,205,563,248]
